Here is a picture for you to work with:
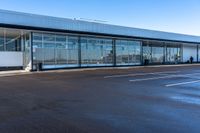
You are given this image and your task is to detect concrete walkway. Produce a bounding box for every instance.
[0,63,200,77]
[0,70,29,77]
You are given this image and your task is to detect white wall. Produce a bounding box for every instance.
[183,45,197,62]
[0,52,23,67]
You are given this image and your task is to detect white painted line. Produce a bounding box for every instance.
[129,73,200,82]
[166,80,200,87]
[104,71,180,78]
[129,75,179,82]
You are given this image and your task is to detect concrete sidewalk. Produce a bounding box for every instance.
[0,63,200,77]
[0,70,29,77]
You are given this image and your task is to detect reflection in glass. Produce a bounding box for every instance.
[166,44,181,63]
[0,28,26,51]
[116,40,141,65]
[152,47,164,63]
[81,37,113,66]
[32,33,79,69]
[143,45,151,62]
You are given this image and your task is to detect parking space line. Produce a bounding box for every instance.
[129,73,200,82]
[129,75,179,82]
[104,71,180,78]
[166,80,200,87]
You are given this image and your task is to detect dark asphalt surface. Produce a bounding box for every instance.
[0,65,200,133]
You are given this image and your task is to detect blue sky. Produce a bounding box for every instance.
[0,0,200,35]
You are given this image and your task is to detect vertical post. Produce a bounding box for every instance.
[141,41,143,65]
[113,39,116,67]
[181,44,183,63]
[3,28,6,51]
[150,41,152,64]
[197,45,199,63]
[78,36,82,68]
[163,42,166,64]
[30,32,33,71]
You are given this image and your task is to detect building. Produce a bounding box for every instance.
[0,9,200,71]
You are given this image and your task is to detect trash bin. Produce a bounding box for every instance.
[37,63,43,71]
[144,59,149,65]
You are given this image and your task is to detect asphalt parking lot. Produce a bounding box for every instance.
[0,65,200,133]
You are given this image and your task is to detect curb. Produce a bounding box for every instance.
[0,64,200,77]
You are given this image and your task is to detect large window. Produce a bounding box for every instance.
[166,44,181,63]
[152,46,164,63]
[143,41,164,64]
[0,28,25,51]
[143,41,182,64]
[32,33,79,69]
[81,37,114,66]
[143,45,151,63]
[116,40,141,65]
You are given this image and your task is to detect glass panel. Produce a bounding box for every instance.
[81,37,113,66]
[33,33,42,41]
[32,32,79,69]
[152,47,164,63]
[143,41,164,64]
[33,42,43,63]
[116,40,141,65]
[166,44,181,63]
[0,28,29,52]
[67,36,79,65]
[56,35,66,42]
[43,43,55,65]
[143,45,152,63]
[44,49,55,65]
[5,29,22,51]
[43,34,55,42]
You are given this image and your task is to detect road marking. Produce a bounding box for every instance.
[129,73,200,82]
[129,75,179,82]
[104,71,180,78]
[166,80,200,87]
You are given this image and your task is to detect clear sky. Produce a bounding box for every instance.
[0,0,200,36]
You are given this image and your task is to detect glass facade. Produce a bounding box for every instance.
[0,28,28,51]
[32,33,79,69]
[143,41,182,64]
[166,44,181,63]
[116,40,141,65]
[31,32,186,70]
[81,37,113,66]
[151,46,164,63]
[32,32,143,69]
[1,27,199,71]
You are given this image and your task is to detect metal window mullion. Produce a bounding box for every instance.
[66,35,68,65]
[54,34,56,66]
[4,28,6,51]
[78,36,81,67]
[113,39,116,66]
[141,41,143,65]
[163,42,166,64]
[197,45,198,62]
